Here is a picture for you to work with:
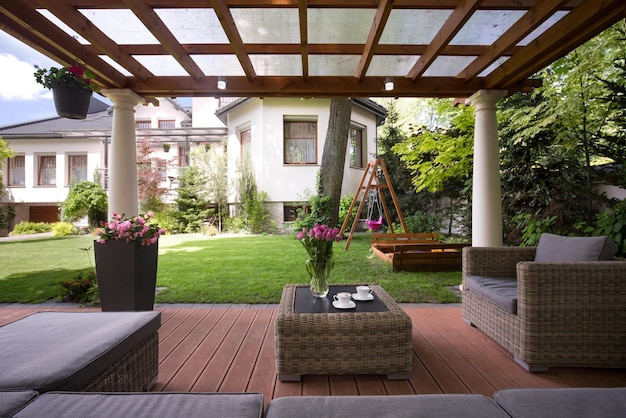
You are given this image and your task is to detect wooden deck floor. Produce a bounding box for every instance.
[2,304,625,408]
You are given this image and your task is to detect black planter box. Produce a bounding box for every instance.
[94,240,158,311]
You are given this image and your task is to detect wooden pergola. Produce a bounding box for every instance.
[1,1,624,102]
[1,1,624,245]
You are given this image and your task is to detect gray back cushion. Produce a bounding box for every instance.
[534,233,616,262]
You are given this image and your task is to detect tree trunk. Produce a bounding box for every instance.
[320,98,352,227]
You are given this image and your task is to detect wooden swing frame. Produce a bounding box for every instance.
[339,159,407,250]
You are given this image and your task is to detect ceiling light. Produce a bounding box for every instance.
[217,76,227,90]
[384,77,394,91]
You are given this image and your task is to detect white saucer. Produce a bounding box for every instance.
[332,300,356,309]
[352,293,374,301]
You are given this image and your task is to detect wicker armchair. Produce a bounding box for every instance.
[462,246,626,371]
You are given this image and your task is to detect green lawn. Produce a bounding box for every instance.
[0,233,462,304]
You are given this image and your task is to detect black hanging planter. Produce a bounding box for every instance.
[94,239,159,311]
[52,85,92,120]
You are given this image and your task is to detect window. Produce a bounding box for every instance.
[284,120,317,164]
[136,120,151,129]
[240,127,251,162]
[284,203,310,222]
[178,145,188,167]
[68,154,88,184]
[38,155,56,186]
[158,119,175,129]
[8,155,25,186]
[349,126,365,168]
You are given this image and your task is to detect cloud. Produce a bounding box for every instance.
[0,53,48,100]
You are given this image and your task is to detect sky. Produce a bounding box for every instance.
[0,31,200,128]
[0,30,80,127]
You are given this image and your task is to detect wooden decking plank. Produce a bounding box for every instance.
[407,352,444,394]
[219,308,274,393]
[162,308,241,392]
[158,309,212,360]
[405,309,471,394]
[191,308,258,392]
[153,309,227,391]
[328,375,359,395]
[302,375,331,396]
[273,379,303,398]
[1,304,625,400]
[420,307,518,393]
[246,309,279,408]
[354,375,387,395]
[417,308,497,397]
[439,307,565,389]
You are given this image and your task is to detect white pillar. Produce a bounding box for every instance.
[466,89,507,247]
[101,89,144,219]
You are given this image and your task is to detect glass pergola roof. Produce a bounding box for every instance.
[1,1,624,100]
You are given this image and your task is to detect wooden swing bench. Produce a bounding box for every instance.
[371,233,470,272]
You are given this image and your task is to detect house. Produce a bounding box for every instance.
[1,96,386,233]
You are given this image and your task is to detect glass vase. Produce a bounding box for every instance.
[306,257,333,298]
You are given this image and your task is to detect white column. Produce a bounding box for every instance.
[466,89,507,247]
[101,89,144,219]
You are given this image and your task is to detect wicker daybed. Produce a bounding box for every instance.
[0,311,160,393]
[462,234,626,371]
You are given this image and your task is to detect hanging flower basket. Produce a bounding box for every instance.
[34,65,100,120]
[52,86,92,120]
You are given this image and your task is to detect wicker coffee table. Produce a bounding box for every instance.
[275,283,412,381]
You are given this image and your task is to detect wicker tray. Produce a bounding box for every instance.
[275,284,412,381]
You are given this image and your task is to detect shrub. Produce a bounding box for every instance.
[61,181,108,227]
[10,221,53,236]
[594,199,626,257]
[52,222,78,237]
[59,270,98,304]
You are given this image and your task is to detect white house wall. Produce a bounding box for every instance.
[2,138,103,204]
[223,98,379,223]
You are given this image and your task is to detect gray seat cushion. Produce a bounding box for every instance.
[494,387,626,418]
[0,390,38,418]
[266,395,509,418]
[535,233,616,262]
[12,392,263,418]
[0,311,160,392]
[465,276,518,314]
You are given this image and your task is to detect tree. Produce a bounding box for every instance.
[61,181,108,227]
[319,98,351,227]
[137,138,170,212]
[392,103,474,235]
[190,145,229,231]
[0,138,15,229]
[175,165,212,233]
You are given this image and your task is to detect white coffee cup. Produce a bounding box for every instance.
[333,292,352,306]
[356,285,372,299]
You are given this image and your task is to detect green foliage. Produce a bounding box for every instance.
[61,181,108,227]
[175,166,212,233]
[594,199,626,257]
[190,145,229,230]
[10,222,53,236]
[0,206,15,229]
[52,222,78,237]
[59,269,98,304]
[236,153,270,233]
[512,213,557,246]
[150,206,178,234]
[295,193,332,230]
[393,105,474,194]
[338,194,357,230]
[398,212,443,234]
[0,138,15,200]
[222,216,247,233]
